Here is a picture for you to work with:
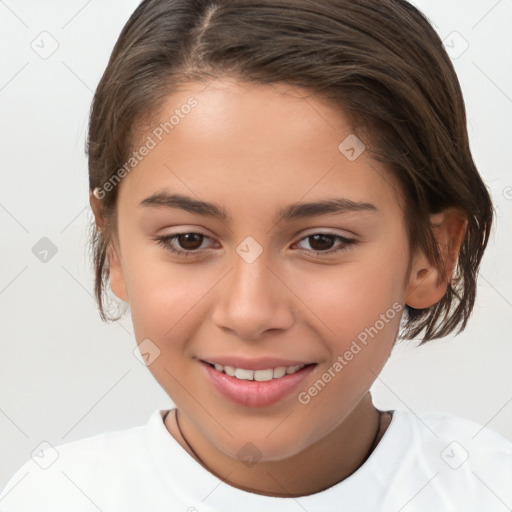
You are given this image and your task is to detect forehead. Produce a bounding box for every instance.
[119,79,404,221]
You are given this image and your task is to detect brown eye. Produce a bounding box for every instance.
[307,234,336,251]
[295,233,357,256]
[156,232,214,258]
[175,233,204,250]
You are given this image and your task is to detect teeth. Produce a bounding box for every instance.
[235,368,255,380]
[224,365,236,377]
[210,363,307,381]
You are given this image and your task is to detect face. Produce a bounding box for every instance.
[103,79,436,462]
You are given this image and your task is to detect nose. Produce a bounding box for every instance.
[211,247,295,340]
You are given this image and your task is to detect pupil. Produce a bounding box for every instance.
[179,233,202,250]
[310,234,333,251]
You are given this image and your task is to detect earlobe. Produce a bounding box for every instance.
[107,240,129,303]
[89,189,129,303]
[89,189,105,231]
[405,207,468,309]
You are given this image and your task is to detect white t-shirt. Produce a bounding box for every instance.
[1,408,511,511]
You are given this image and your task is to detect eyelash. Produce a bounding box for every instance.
[155,232,357,258]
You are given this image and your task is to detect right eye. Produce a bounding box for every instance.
[155,232,216,258]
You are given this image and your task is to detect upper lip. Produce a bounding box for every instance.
[199,356,316,371]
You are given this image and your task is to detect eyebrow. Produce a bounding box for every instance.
[140,191,378,222]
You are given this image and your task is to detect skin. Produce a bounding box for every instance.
[90,78,467,497]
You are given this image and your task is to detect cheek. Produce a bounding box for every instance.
[293,238,404,398]
[126,252,213,341]
[300,248,405,342]
[295,265,401,432]
[308,274,400,378]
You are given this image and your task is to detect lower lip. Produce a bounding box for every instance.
[199,360,317,408]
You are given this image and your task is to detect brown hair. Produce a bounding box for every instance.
[87,0,494,343]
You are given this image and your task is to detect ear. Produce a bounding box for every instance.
[405,206,468,309]
[89,189,105,230]
[89,190,129,303]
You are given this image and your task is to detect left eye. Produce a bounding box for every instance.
[155,232,356,258]
[295,233,356,255]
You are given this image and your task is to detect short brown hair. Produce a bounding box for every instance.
[87,0,494,343]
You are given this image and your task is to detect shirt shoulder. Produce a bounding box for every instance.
[410,410,512,462]
[387,410,512,511]
[0,412,161,512]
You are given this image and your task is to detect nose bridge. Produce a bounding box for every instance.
[233,241,272,296]
[212,238,293,339]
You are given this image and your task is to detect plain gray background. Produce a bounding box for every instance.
[1,0,511,491]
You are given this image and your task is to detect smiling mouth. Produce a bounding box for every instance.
[199,359,318,408]
[201,360,317,382]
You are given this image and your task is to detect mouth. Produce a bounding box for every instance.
[201,360,315,381]
[199,359,318,408]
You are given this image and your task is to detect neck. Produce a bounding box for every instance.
[166,393,384,497]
